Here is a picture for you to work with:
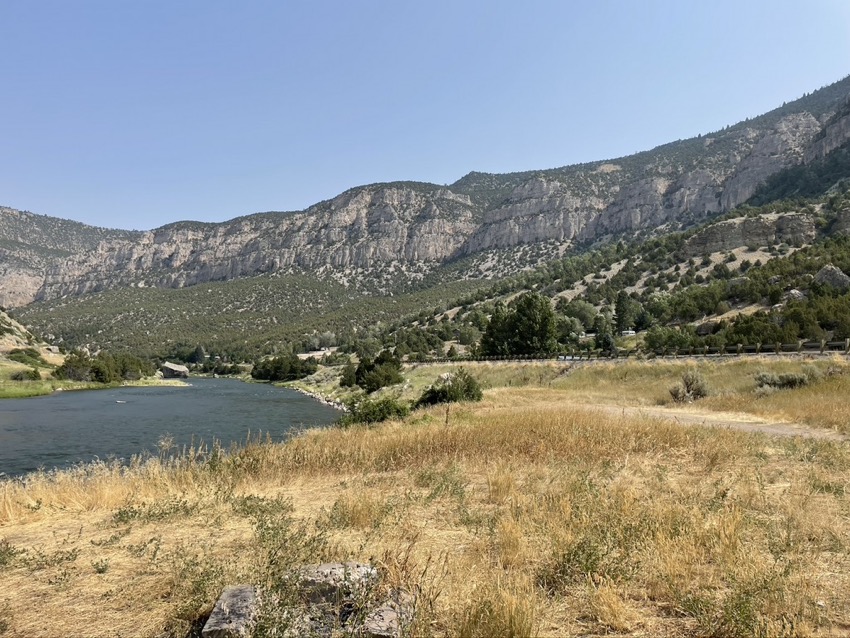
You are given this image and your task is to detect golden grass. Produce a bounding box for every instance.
[544,356,850,433]
[701,371,850,433]
[1,361,850,636]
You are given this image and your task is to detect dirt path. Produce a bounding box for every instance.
[590,403,850,442]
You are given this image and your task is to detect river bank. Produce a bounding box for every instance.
[0,375,188,400]
[2,358,849,636]
[283,385,348,412]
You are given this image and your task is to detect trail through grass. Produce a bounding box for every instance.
[1,358,849,636]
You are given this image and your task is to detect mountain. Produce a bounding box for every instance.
[0,307,57,358]
[2,76,850,339]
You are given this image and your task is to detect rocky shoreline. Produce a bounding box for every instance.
[290,386,348,412]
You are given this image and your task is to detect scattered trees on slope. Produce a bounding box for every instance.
[480,292,558,357]
[251,354,318,382]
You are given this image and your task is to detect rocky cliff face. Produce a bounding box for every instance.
[27,185,478,303]
[460,177,602,253]
[720,113,822,210]
[805,96,850,162]
[684,212,817,256]
[2,77,850,307]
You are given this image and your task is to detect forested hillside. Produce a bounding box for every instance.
[5,77,850,360]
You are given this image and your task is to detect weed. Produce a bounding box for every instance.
[232,495,329,584]
[378,539,449,632]
[126,536,162,561]
[0,538,21,568]
[112,497,196,525]
[163,550,227,635]
[454,579,538,638]
[22,547,80,571]
[670,369,709,402]
[92,558,110,574]
[323,492,395,530]
[495,515,527,569]
[486,464,516,505]
[90,527,132,547]
[47,566,73,587]
[807,471,847,497]
[588,578,640,633]
[414,464,467,503]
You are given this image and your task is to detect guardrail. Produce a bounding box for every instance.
[413,338,850,364]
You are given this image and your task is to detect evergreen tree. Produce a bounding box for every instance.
[480,292,557,356]
[509,292,558,355]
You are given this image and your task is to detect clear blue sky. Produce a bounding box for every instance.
[2,0,849,230]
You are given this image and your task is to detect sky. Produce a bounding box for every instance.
[1,1,849,231]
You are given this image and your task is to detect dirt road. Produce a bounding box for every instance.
[592,404,849,442]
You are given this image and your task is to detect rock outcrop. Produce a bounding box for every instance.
[814,264,850,292]
[202,585,258,638]
[461,177,601,252]
[805,97,850,162]
[161,362,189,378]
[202,562,413,638]
[11,185,479,305]
[2,77,849,307]
[684,213,816,256]
[721,113,822,210]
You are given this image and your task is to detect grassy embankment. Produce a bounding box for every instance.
[1,358,849,637]
[0,357,94,399]
[0,359,187,399]
[293,355,850,435]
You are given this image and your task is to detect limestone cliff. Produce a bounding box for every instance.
[2,76,850,307]
[10,185,478,305]
[805,96,850,162]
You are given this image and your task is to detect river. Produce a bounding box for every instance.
[0,378,341,477]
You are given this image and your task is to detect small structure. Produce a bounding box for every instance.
[161,361,189,379]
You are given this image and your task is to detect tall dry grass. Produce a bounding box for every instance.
[1,362,849,636]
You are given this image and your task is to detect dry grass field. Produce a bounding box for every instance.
[1,358,849,637]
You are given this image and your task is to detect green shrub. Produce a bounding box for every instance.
[7,348,46,367]
[360,363,404,393]
[754,369,815,390]
[0,538,21,568]
[339,361,357,387]
[354,351,404,393]
[339,396,410,426]
[416,368,483,408]
[669,369,709,402]
[9,368,40,381]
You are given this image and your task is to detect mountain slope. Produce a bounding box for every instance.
[2,75,850,312]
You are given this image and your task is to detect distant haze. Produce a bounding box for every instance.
[1,0,849,230]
